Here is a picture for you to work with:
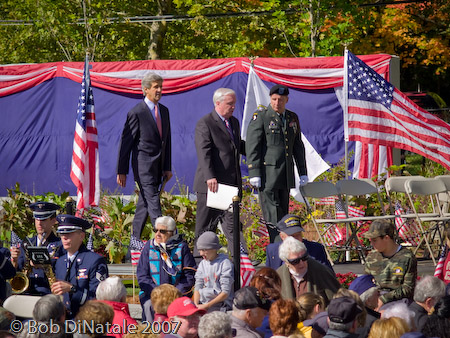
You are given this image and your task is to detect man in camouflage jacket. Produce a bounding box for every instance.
[363,220,417,308]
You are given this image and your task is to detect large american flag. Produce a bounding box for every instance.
[345,50,450,170]
[70,54,100,214]
[240,242,255,287]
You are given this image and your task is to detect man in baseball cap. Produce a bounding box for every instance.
[231,286,270,338]
[363,220,417,308]
[167,296,206,338]
[266,214,332,270]
[324,297,363,338]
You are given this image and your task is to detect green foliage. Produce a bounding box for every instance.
[0,183,68,242]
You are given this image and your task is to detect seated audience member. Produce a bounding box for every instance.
[231,286,271,338]
[297,293,325,338]
[194,231,233,312]
[409,275,445,332]
[198,311,233,338]
[17,294,68,338]
[333,289,367,330]
[166,296,206,338]
[363,220,417,308]
[349,274,381,337]
[277,237,339,304]
[137,216,196,321]
[269,299,303,338]
[51,215,109,319]
[266,214,332,271]
[367,317,410,338]
[151,283,182,322]
[250,267,282,338]
[323,297,362,338]
[381,302,415,331]
[75,301,115,338]
[96,276,137,338]
[421,295,450,337]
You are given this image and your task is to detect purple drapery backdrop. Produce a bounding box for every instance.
[1,72,350,196]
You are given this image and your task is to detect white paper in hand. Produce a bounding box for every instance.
[206,183,239,211]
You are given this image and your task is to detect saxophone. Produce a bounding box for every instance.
[10,243,31,294]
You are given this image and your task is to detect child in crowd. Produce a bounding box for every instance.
[193,231,234,312]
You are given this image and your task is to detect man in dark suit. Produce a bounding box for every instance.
[266,214,333,271]
[117,73,172,239]
[193,88,245,258]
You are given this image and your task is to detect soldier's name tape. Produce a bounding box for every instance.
[10,319,181,335]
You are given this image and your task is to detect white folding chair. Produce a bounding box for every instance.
[405,177,450,264]
[436,175,450,215]
[300,181,366,263]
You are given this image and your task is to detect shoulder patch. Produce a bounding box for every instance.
[252,112,258,120]
[257,104,267,111]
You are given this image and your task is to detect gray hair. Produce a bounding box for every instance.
[33,294,65,322]
[279,236,307,262]
[381,302,415,329]
[328,321,354,332]
[155,215,177,231]
[413,275,446,303]
[360,286,379,304]
[213,88,236,105]
[96,276,127,302]
[198,311,232,338]
[141,72,163,94]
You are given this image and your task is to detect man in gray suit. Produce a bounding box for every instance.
[117,73,172,239]
[193,88,245,258]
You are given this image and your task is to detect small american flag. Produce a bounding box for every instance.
[394,200,419,246]
[70,54,100,215]
[434,244,448,279]
[129,235,146,266]
[253,224,269,238]
[240,243,255,287]
[323,210,345,246]
[10,231,22,247]
[335,200,347,219]
[316,196,336,206]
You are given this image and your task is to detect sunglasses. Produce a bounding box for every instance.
[287,253,309,265]
[155,228,172,235]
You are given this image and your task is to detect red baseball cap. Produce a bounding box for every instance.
[167,297,206,318]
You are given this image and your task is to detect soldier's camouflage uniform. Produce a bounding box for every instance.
[364,246,417,304]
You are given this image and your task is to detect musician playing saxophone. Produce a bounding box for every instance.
[10,202,64,295]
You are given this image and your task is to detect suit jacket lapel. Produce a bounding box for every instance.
[143,101,162,141]
[212,111,236,147]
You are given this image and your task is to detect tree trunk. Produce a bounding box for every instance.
[148,0,172,60]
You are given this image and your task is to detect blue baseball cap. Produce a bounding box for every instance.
[277,214,304,235]
[56,214,92,233]
[29,201,60,220]
[349,274,377,295]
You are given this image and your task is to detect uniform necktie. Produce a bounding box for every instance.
[155,104,162,137]
[224,119,234,142]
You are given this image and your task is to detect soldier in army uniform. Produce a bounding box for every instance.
[363,219,417,309]
[245,84,308,242]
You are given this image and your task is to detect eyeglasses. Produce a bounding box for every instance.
[155,228,172,235]
[287,253,309,265]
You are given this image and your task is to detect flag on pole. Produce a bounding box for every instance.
[344,50,450,170]
[252,224,270,238]
[434,244,448,279]
[129,235,146,266]
[323,210,345,246]
[240,242,255,287]
[70,54,100,215]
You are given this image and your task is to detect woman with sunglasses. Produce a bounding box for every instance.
[277,236,340,306]
[137,215,196,322]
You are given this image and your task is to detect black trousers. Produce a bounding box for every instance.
[259,188,289,242]
[132,182,161,238]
